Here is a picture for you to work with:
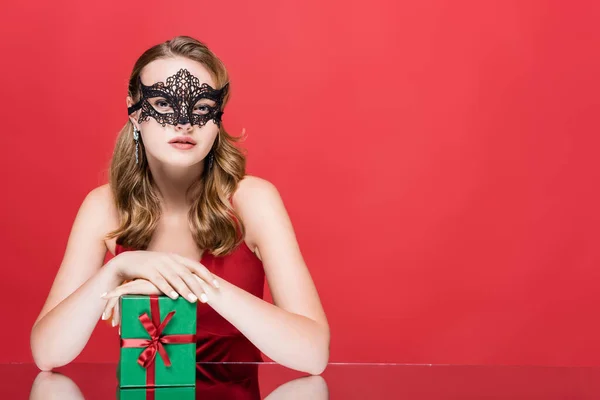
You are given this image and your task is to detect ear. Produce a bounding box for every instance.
[126,95,141,130]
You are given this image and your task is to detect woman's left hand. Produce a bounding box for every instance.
[101,279,161,329]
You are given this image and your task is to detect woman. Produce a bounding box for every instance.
[30,35,330,376]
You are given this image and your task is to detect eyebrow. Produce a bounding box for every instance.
[143,77,217,88]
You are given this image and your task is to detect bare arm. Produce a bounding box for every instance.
[30,185,122,371]
[204,177,330,375]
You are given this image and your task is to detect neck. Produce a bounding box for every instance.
[147,156,207,215]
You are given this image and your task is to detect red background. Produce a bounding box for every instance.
[1,0,599,366]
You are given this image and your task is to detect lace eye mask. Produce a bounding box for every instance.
[127,68,229,128]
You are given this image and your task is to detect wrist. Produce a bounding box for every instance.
[105,257,124,285]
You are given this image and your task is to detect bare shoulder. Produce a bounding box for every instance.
[231,175,283,218]
[89,183,119,228]
[80,183,118,236]
[86,183,112,208]
[69,184,119,256]
[91,183,120,254]
[230,175,288,253]
[233,175,279,199]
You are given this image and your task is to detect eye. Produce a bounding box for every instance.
[151,98,174,113]
[193,103,214,115]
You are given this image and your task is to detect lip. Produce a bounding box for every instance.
[168,136,197,145]
[170,142,195,150]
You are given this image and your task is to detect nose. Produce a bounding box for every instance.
[176,118,192,131]
[177,113,190,125]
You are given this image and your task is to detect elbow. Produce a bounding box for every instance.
[281,332,329,376]
[30,327,52,371]
[309,349,329,375]
[308,330,330,375]
[32,344,59,372]
[304,353,328,375]
[308,361,328,376]
[30,323,68,372]
[32,352,69,372]
[275,319,330,375]
[34,360,55,372]
[31,342,51,372]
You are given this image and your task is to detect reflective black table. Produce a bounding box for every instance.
[2,362,599,399]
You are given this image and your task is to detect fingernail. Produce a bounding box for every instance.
[187,293,197,302]
[101,292,107,298]
[112,319,116,327]
[200,293,208,303]
[213,279,220,288]
[170,291,179,299]
[102,312,107,320]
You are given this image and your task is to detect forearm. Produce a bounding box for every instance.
[203,277,330,375]
[30,260,123,371]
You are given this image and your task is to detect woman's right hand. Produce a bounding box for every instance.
[106,250,220,303]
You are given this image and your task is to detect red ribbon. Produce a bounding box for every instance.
[120,295,195,389]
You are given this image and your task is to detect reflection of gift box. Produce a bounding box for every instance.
[117,386,195,400]
[117,294,197,388]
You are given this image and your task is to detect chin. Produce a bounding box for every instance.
[154,153,199,166]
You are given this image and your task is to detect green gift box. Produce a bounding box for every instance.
[117,386,195,400]
[117,294,197,388]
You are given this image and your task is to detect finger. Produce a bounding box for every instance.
[113,298,121,327]
[178,269,209,303]
[156,261,198,303]
[103,296,118,324]
[118,279,163,296]
[145,269,180,300]
[136,274,181,296]
[169,253,220,289]
[193,274,211,303]
[103,282,135,299]
[102,295,119,321]
[135,279,163,295]
[102,279,166,304]
[102,282,131,299]
[101,303,111,321]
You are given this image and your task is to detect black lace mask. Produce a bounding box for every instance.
[127,68,229,128]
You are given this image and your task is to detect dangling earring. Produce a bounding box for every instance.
[133,126,140,165]
[208,151,214,169]
[208,134,220,170]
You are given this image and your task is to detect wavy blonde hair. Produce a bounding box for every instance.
[104,36,248,257]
